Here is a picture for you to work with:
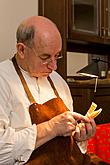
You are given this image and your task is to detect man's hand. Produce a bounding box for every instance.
[36,111,91,148]
[74,119,96,142]
[48,111,90,137]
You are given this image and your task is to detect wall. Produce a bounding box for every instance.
[0,0,38,61]
[67,52,88,76]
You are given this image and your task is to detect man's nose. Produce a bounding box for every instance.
[47,60,57,70]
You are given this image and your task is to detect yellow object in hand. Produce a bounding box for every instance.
[86,102,102,119]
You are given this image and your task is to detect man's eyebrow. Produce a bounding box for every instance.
[40,51,62,57]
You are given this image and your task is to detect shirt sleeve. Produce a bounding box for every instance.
[76,141,87,154]
[0,76,37,164]
[0,122,36,164]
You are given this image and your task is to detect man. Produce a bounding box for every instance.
[0,16,105,165]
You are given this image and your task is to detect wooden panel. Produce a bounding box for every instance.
[38,0,67,79]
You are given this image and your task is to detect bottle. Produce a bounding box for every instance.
[100,70,106,79]
[107,70,110,78]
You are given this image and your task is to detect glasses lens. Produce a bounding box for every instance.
[43,55,63,65]
[32,47,63,64]
[56,55,63,60]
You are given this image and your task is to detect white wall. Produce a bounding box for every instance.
[67,52,88,76]
[0,0,38,61]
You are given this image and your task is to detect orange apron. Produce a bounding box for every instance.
[12,56,107,165]
[27,76,90,165]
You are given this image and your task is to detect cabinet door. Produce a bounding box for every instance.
[105,0,110,41]
[68,0,110,44]
[72,0,98,34]
[108,0,110,36]
[68,0,101,43]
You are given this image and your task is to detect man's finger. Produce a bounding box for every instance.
[71,112,90,122]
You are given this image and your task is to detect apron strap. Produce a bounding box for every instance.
[47,76,59,97]
[12,56,36,104]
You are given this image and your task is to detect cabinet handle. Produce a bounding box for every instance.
[105,28,110,39]
[105,8,108,12]
[100,27,105,38]
[104,29,106,37]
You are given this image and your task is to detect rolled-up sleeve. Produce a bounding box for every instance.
[0,124,37,165]
[13,124,37,164]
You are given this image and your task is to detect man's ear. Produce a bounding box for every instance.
[16,43,26,59]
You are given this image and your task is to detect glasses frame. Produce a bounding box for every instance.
[31,47,63,65]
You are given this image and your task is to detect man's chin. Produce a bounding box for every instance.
[30,72,52,78]
[42,72,52,77]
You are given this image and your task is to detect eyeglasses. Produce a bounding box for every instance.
[32,47,63,65]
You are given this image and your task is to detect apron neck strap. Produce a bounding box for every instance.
[47,76,59,97]
[12,55,36,104]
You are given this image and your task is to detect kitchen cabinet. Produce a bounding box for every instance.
[68,0,110,44]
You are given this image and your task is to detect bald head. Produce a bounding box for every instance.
[16,16,62,77]
[16,16,62,51]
